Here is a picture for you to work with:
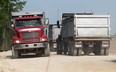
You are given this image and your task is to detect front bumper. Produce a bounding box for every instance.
[13,42,48,49]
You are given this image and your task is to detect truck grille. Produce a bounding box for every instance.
[22,39,38,43]
[22,32,38,39]
[22,32,39,43]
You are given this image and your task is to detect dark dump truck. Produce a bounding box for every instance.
[57,13,111,56]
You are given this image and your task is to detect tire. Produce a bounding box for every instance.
[94,48,105,55]
[68,41,71,55]
[72,48,77,56]
[49,41,54,52]
[100,48,105,55]
[77,48,82,56]
[44,44,50,57]
[69,41,77,56]
[12,46,18,59]
[104,48,109,55]
[63,42,68,55]
[94,41,106,56]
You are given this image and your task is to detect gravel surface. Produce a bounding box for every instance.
[0,37,116,72]
[0,51,116,72]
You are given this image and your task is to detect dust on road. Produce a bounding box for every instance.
[0,51,116,72]
[0,37,116,72]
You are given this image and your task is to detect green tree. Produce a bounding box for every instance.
[0,0,26,51]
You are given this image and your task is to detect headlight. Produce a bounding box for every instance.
[41,38,46,41]
[16,40,20,43]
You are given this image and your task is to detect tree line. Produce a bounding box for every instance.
[0,0,26,51]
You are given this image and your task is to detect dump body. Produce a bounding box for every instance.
[62,15,110,39]
[11,12,50,58]
[57,13,111,56]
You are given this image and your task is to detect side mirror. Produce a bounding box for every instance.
[57,20,60,28]
[11,24,14,27]
[11,20,14,27]
[45,18,49,25]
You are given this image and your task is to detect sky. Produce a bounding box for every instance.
[23,0,116,34]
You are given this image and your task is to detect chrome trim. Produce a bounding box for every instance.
[13,43,47,49]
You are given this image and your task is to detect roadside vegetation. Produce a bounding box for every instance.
[0,0,26,51]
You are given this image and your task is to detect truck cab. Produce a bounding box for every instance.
[11,12,50,58]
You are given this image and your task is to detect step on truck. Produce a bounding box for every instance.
[11,12,50,58]
[48,24,61,52]
[57,13,111,56]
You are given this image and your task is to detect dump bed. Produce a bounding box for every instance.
[75,15,110,37]
[48,25,61,42]
[62,14,110,39]
[11,11,45,20]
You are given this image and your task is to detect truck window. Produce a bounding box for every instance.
[16,19,42,27]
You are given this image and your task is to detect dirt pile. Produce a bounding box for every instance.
[110,36,116,54]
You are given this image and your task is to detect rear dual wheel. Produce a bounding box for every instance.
[77,48,82,56]
[104,48,109,55]
[94,48,109,55]
[69,41,82,56]
[49,41,54,52]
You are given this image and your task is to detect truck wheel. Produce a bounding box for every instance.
[63,48,67,54]
[94,48,105,55]
[63,42,68,55]
[72,48,77,56]
[12,46,18,59]
[77,48,82,56]
[49,41,54,52]
[44,44,50,57]
[68,41,71,55]
[68,49,71,55]
[100,48,105,55]
[69,41,77,56]
[104,48,109,55]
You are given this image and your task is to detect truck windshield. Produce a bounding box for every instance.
[16,19,42,27]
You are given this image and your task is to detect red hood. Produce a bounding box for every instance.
[15,26,44,32]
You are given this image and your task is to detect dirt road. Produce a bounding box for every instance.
[0,37,116,72]
[0,51,116,72]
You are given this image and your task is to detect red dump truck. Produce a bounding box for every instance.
[57,13,111,56]
[11,12,50,58]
